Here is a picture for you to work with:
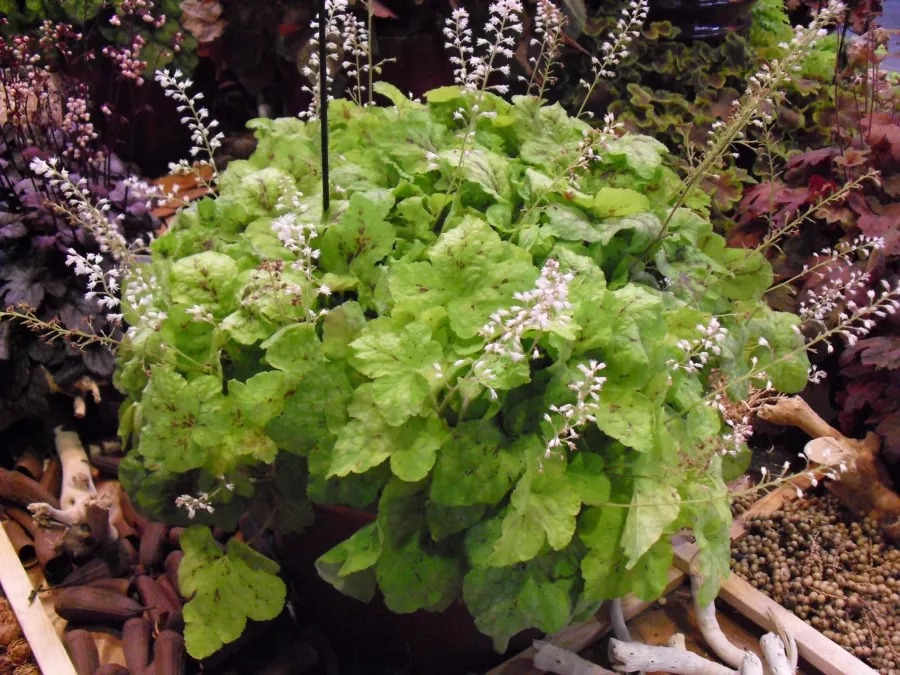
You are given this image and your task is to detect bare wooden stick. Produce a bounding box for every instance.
[608,639,736,675]
[759,634,792,675]
[533,641,617,675]
[690,571,745,669]
[610,598,631,642]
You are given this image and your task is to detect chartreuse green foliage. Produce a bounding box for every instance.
[179,526,287,659]
[117,82,808,656]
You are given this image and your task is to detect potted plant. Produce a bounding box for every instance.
[8,0,894,670]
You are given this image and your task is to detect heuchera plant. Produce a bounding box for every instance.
[736,22,900,464]
[19,0,893,660]
[0,20,158,430]
[102,1,893,659]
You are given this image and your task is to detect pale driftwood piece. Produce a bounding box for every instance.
[758,395,900,543]
[28,427,100,526]
[668,634,687,650]
[608,639,736,675]
[610,598,631,642]
[759,634,792,675]
[691,574,745,669]
[0,523,78,675]
[768,609,798,673]
[738,653,763,675]
[533,641,617,675]
[487,567,685,675]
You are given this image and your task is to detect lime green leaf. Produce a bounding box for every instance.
[228,371,287,425]
[592,385,658,454]
[567,454,611,506]
[265,363,352,455]
[622,478,680,568]
[315,523,382,602]
[390,415,449,482]
[323,301,367,360]
[170,251,239,315]
[604,135,668,179]
[489,462,582,566]
[693,503,732,606]
[376,535,462,613]
[543,204,604,242]
[319,192,395,283]
[329,387,448,481]
[261,323,323,379]
[179,526,286,659]
[440,147,512,202]
[349,319,442,425]
[464,549,578,652]
[430,422,523,506]
[426,503,487,541]
[591,187,651,218]
[425,86,463,103]
[389,217,537,339]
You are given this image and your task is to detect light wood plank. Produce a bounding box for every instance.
[0,525,78,675]
[672,540,878,675]
[486,567,685,675]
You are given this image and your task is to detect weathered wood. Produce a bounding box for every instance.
[0,523,78,675]
[486,566,685,675]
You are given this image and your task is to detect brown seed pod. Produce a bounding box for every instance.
[95,665,130,675]
[123,617,152,675]
[135,575,179,627]
[38,457,62,499]
[60,558,114,588]
[156,575,182,609]
[64,629,99,675]
[2,520,36,568]
[34,528,71,583]
[138,522,168,568]
[163,551,183,597]
[86,577,133,596]
[166,527,183,550]
[5,506,40,538]
[14,449,43,482]
[55,587,143,624]
[153,630,185,675]
[0,468,59,509]
[120,490,149,535]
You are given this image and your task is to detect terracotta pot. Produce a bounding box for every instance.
[278,505,538,675]
[650,0,757,40]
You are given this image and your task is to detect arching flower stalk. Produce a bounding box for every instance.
[525,0,566,98]
[155,69,223,190]
[576,0,649,118]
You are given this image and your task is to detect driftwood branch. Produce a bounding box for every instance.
[27,428,120,560]
[759,396,900,543]
[533,641,617,675]
[608,640,736,675]
[691,573,745,669]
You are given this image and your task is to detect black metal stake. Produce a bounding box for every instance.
[319,0,330,214]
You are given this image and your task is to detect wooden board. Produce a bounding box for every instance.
[0,524,78,675]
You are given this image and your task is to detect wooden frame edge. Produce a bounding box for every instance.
[0,525,78,675]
